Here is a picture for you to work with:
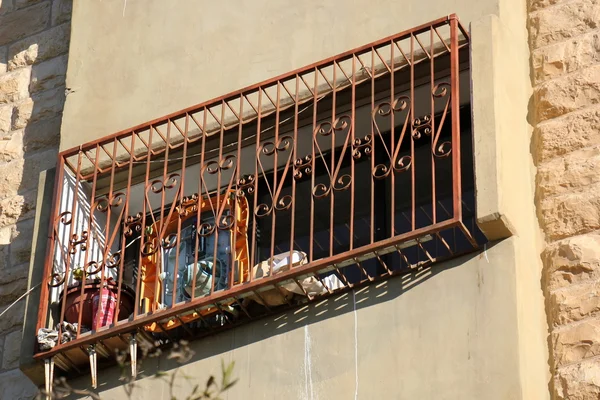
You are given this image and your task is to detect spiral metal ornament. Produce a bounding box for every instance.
[85,260,103,275]
[255,135,295,217]
[352,135,372,160]
[236,175,255,198]
[431,82,452,158]
[310,115,353,199]
[293,155,312,180]
[371,95,413,179]
[48,272,65,287]
[105,252,121,269]
[161,233,178,250]
[69,231,89,255]
[141,238,158,256]
[411,114,432,140]
[198,222,216,238]
[124,213,143,237]
[57,211,73,226]
[149,173,180,194]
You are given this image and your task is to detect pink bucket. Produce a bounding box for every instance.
[92,287,117,330]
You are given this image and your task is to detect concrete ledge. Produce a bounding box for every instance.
[470,14,522,241]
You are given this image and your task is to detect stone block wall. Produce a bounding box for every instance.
[0,0,71,398]
[529,0,600,398]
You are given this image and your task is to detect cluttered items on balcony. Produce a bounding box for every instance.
[139,189,249,332]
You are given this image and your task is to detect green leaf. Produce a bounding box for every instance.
[222,361,235,384]
[205,375,215,389]
[153,370,168,378]
[223,378,238,391]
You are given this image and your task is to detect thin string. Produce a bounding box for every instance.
[0,282,42,319]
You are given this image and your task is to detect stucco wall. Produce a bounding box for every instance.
[10,0,554,398]
[59,0,500,151]
[68,239,524,400]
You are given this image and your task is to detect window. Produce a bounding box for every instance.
[35,15,484,387]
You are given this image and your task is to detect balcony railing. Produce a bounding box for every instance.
[34,14,483,390]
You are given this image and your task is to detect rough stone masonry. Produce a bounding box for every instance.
[529,0,600,398]
[0,0,71,398]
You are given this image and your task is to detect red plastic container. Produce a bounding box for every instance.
[92,287,117,330]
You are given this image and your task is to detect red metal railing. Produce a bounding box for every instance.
[35,15,480,378]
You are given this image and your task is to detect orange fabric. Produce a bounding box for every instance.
[140,191,249,332]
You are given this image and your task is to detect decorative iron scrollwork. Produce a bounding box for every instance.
[310,115,353,199]
[69,231,89,255]
[105,252,121,269]
[85,260,102,275]
[371,95,413,179]
[57,211,72,226]
[431,82,452,158]
[161,233,178,250]
[255,135,294,217]
[177,194,199,217]
[124,213,143,237]
[197,214,235,237]
[411,114,432,140]
[197,154,238,235]
[141,238,158,256]
[198,221,216,238]
[48,272,65,288]
[236,175,255,197]
[293,155,312,180]
[352,135,372,160]
[96,192,126,213]
[203,155,236,175]
[149,173,180,194]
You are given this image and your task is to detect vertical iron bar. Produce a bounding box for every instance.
[289,76,300,268]
[268,83,281,277]
[330,66,336,257]
[430,27,437,225]
[450,17,462,220]
[171,115,189,307]
[410,34,416,231]
[309,69,318,263]
[155,122,172,307]
[57,151,82,344]
[94,139,118,331]
[133,126,153,318]
[249,90,262,282]
[192,109,208,299]
[114,134,135,324]
[231,96,244,289]
[210,104,226,295]
[350,56,356,251]
[370,49,375,244]
[390,41,396,239]
[76,145,100,337]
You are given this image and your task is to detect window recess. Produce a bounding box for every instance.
[34,15,485,388]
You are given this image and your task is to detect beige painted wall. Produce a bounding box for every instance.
[69,240,523,400]
[59,0,500,151]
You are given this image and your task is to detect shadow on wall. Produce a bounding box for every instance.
[0,0,71,395]
[77,244,490,395]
